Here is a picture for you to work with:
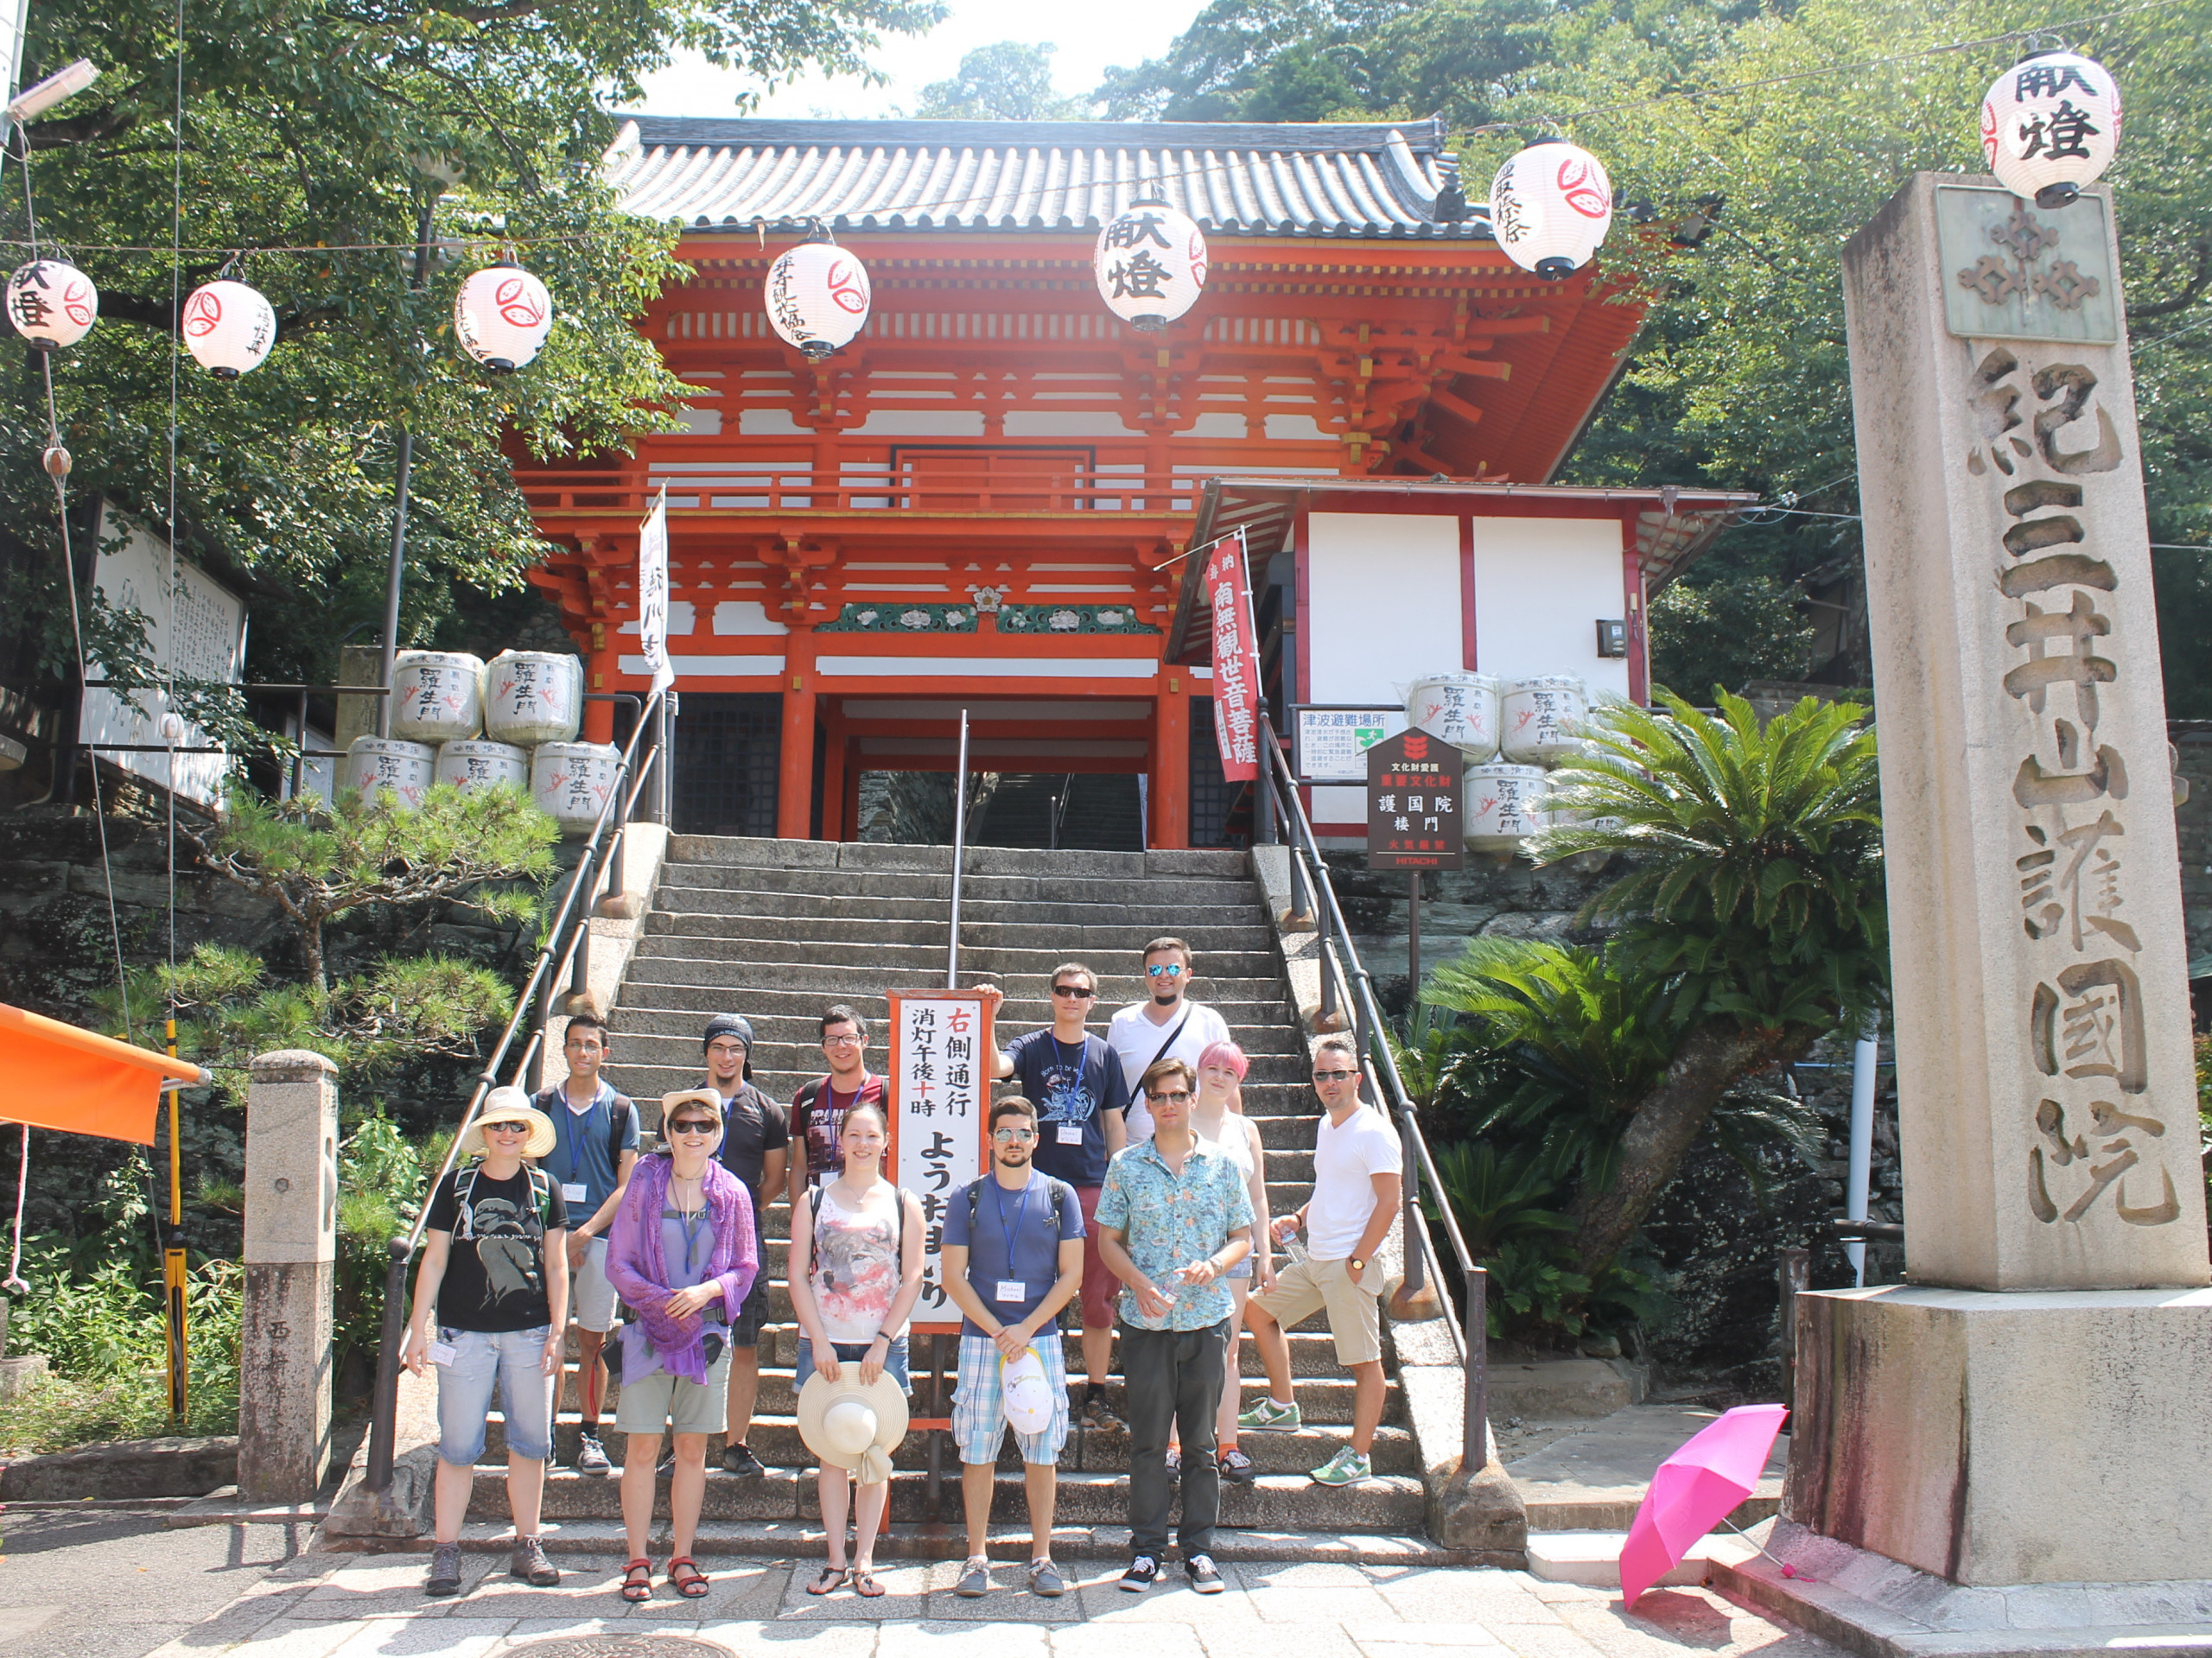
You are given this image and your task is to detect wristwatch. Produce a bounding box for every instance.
[1350,1256,1368,1274]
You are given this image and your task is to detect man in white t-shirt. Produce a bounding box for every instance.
[1107,937,1231,1142]
[1238,1032,1402,1487]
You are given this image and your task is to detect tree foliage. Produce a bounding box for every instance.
[914,42,1090,120]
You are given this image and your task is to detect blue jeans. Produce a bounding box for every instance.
[435,1325,554,1465]
[794,1333,912,1394]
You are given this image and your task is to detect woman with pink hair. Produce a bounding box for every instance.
[1172,1040,1271,1485]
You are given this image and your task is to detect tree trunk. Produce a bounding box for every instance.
[1568,1019,1817,1281]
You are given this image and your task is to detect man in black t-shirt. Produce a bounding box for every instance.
[403,1088,569,1598]
[694,1012,790,1478]
[985,962,1130,1429]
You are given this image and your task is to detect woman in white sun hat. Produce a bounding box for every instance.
[401,1086,569,1598]
[787,1100,925,1598]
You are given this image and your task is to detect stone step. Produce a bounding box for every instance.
[664,837,1249,880]
[607,1003,1304,1051]
[468,1464,1427,1531]
[607,982,1300,1026]
[643,912,1282,956]
[603,1032,1326,1089]
[651,884,1268,930]
[613,951,1286,995]
[597,1063,1327,1117]
[656,864,1266,907]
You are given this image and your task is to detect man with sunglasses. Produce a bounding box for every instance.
[942,1096,1084,1598]
[987,962,1129,1430]
[1107,937,1231,1143]
[1239,1033,1402,1487]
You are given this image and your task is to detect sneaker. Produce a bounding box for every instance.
[1308,1445,1371,1487]
[1185,1553,1226,1594]
[1165,1446,1181,1483]
[1120,1554,1160,1592]
[510,1535,559,1587]
[721,1441,766,1478]
[1217,1447,1256,1485]
[656,1445,676,1477]
[1028,1559,1065,1598]
[575,1432,611,1475]
[1237,1396,1302,1432]
[956,1558,991,1598]
[425,1541,464,1597]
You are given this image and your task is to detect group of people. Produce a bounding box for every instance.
[398,936,1403,1603]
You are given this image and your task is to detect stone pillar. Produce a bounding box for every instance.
[1780,173,2212,1589]
[238,1050,338,1505]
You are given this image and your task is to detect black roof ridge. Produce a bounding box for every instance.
[614,114,1452,156]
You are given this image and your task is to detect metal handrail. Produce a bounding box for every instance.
[360,686,668,1496]
[1254,712,1491,1470]
[946,708,969,988]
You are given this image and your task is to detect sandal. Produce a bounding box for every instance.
[852,1568,885,1598]
[620,1559,654,1602]
[806,1565,849,1596]
[668,1557,709,1599]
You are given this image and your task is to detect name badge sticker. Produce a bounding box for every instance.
[427,1340,458,1368]
[995,1280,1026,1302]
[1056,1123,1084,1145]
[560,1183,588,1205]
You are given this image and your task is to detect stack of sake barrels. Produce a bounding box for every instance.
[340,651,618,834]
[1402,672,1599,855]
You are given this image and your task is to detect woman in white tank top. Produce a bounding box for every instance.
[1179,1040,1270,1484]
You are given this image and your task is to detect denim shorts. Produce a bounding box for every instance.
[435,1325,555,1465]
[793,1333,911,1395]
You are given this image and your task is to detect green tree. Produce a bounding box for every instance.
[915,41,1090,120]
[1648,573,1818,699]
[3,0,940,693]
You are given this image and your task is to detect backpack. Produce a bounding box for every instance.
[453,1162,553,1238]
[963,1174,1069,1238]
[535,1084,632,1183]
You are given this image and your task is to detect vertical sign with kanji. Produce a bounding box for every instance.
[638,486,674,696]
[1366,727,1464,871]
[887,990,995,1330]
[1203,528,1265,781]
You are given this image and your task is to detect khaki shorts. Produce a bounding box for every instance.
[1251,1256,1382,1367]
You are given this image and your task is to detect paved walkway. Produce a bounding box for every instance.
[120,1546,1842,1658]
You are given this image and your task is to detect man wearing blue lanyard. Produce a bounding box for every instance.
[534,1012,640,1477]
[942,1096,1084,1599]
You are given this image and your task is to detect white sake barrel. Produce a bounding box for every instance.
[1404,671,1502,761]
[343,736,435,810]
[531,741,621,835]
[389,651,486,742]
[484,650,585,745]
[434,739,530,796]
[1464,764,1549,851]
[1500,677,1590,766]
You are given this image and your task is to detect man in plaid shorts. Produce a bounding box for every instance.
[941,1096,1084,1599]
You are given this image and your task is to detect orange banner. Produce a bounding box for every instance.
[0,1002,205,1145]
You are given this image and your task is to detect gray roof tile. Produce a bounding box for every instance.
[606,117,1491,239]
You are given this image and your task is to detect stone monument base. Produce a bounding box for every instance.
[1712,1518,2212,1658]
[1787,1286,2212,1586]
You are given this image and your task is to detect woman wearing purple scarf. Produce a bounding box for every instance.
[605,1090,757,1601]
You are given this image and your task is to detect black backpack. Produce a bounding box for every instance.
[535,1085,632,1181]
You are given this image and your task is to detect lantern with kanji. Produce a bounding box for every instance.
[1093,197,1207,331]
[1980,51,2120,208]
[181,279,276,378]
[765,239,873,359]
[1489,138,1614,281]
[454,261,553,371]
[5,258,99,349]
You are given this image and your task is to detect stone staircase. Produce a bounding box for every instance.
[466,835,1440,1560]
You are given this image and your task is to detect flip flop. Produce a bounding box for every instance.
[852,1569,886,1598]
[806,1566,849,1596]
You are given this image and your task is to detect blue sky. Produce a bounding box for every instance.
[638,0,1206,119]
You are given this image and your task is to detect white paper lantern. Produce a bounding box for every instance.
[1980,52,2121,208]
[765,240,873,359]
[1093,197,1208,332]
[1489,139,1614,281]
[454,261,552,371]
[181,279,276,378]
[5,258,99,349]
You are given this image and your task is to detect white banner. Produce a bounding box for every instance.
[887,990,993,1328]
[638,486,673,695]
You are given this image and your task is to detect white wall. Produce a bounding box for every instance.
[1306,511,1464,703]
[1471,517,1630,700]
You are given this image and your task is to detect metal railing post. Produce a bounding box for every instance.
[1397,1105,1425,1299]
[1465,1267,1488,1468]
[1778,1247,1810,1410]
[363,1237,412,1491]
[947,708,969,988]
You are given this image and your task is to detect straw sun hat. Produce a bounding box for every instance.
[456,1085,556,1160]
[796,1362,910,1486]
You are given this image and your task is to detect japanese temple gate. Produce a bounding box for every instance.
[516,117,1749,847]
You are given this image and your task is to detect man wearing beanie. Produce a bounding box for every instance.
[697,1013,789,1478]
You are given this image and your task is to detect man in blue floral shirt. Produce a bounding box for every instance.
[1095,1056,1253,1596]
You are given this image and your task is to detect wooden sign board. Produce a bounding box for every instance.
[1366,727,1465,871]
[885,989,995,1333]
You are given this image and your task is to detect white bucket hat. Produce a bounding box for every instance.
[795,1362,909,1486]
[1001,1345,1055,1437]
[455,1084,556,1161]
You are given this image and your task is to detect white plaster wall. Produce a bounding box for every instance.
[1471,517,1630,699]
[1306,511,1464,705]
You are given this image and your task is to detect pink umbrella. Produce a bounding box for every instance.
[1619,1402,1789,1605]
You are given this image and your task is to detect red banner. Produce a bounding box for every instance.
[1204,528,1265,782]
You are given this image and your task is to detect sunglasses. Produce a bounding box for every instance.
[1313,1069,1359,1083]
[669,1120,717,1135]
[484,1121,531,1135]
[1154,1089,1192,1104]
[993,1127,1037,1142]
[1146,963,1185,978]
[1051,984,1095,999]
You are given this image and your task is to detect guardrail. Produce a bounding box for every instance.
[359,686,671,1496]
[1251,712,1491,1471]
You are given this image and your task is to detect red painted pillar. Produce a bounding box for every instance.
[819,703,848,842]
[777,626,817,840]
[1153,677,1190,849]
